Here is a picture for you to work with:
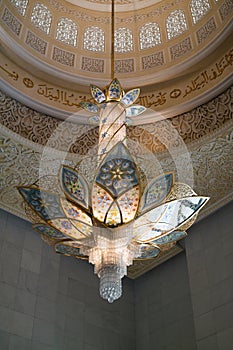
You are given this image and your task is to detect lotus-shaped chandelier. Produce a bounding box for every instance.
[18,78,209,303]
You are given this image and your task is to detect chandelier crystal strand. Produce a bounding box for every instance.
[80,225,141,303]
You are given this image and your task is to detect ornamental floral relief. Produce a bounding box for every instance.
[0,92,59,143]
[196,17,216,44]
[25,31,48,55]
[219,0,233,21]
[46,0,185,24]
[52,47,75,66]
[0,87,232,154]
[155,128,233,217]
[81,57,104,73]
[114,59,134,73]
[142,52,164,70]
[2,8,22,36]
[0,91,96,154]
[170,37,192,60]
[191,130,233,214]
[170,86,233,142]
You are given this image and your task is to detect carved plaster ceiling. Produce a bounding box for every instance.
[0,0,233,276]
[65,0,163,12]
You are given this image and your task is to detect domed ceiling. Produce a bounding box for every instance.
[1,0,232,120]
[66,0,162,12]
[0,0,232,276]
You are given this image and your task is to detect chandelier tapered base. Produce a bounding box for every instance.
[99,264,122,303]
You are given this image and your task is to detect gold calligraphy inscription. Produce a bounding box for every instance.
[37,84,87,107]
[23,78,34,88]
[0,48,232,110]
[138,48,233,108]
[182,49,233,98]
[138,92,167,108]
[0,64,18,81]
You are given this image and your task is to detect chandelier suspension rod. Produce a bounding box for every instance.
[111,0,115,80]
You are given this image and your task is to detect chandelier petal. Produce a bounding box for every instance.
[60,166,89,209]
[60,198,92,225]
[92,184,113,223]
[151,230,187,245]
[18,187,65,221]
[136,243,160,259]
[90,84,106,103]
[95,142,139,198]
[105,202,121,226]
[55,241,88,259]
[134,196,209,242]
[49,218,91,240]
[140,173,173,213]
[89,115,100,124]
[107,78,123,100]
[120,88,140,107]
[125,105,146,117]
[70,220,93,236]
[117,186,140,223]
[33,224,67,239]
[133,222,161,242]
[80,102,99,113]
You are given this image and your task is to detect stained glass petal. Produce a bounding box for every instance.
[107,78,122,100]
[125,105,146,117]
[18,187,65,221]
[140,173,173,213]
[152,231,187,245]
[92,183,113,222]
[105,202,121,226]
[117,186,140,223]
[120,88,140,107]
[70,219,92,237]
[137,244,160,259]
[95,142,139,198]
[90,84,106,103]
[80,102,99,113]
[33,224,67,239]
[134,205,166,230]
[159,196,208,231]
[125,118,132,125]
[61,166,89,209]
[89,115,100,124]
[49,218,87,240]
[134,196,209,242]
[134,223,161,242]
[55,241,88,259]
[60,198,92,225]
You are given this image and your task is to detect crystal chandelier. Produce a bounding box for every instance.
[18,1,209,303]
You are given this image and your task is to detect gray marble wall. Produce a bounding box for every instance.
[0,209,135,350]
[134,252,197,350]
[134,201,233,350]
[0,202,232,350]
[185,201,233,350]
